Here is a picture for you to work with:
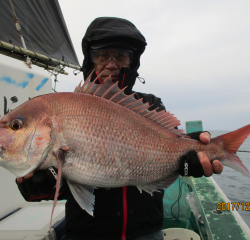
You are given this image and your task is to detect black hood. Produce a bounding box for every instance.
[81,17,147,80]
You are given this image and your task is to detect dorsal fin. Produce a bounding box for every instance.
[75,72,182,131]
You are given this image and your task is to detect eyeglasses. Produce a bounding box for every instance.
[91,48,133,66]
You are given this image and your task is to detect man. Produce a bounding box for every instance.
[16,17,223,240]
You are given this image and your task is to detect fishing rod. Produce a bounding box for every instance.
[237,150,250,153]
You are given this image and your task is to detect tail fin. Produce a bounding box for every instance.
[212,124,250,178]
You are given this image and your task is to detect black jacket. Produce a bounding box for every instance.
[65,187,164,240]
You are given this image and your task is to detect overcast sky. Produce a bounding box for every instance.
[56,0,250,131]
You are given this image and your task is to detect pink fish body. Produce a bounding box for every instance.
[0,74,250,219]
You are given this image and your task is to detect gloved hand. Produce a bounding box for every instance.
[179,131,210,178]
[179,150,204,177]
[16,167,68,201]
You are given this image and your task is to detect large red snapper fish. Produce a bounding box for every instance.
[0,73,250,228]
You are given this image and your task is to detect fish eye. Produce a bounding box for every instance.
[10,119,23,130]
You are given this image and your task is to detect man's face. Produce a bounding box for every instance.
[92,48,132,82]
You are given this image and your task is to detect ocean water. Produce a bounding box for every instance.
[209,130,250,228]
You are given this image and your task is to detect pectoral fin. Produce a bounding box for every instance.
[67,181,95,216]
